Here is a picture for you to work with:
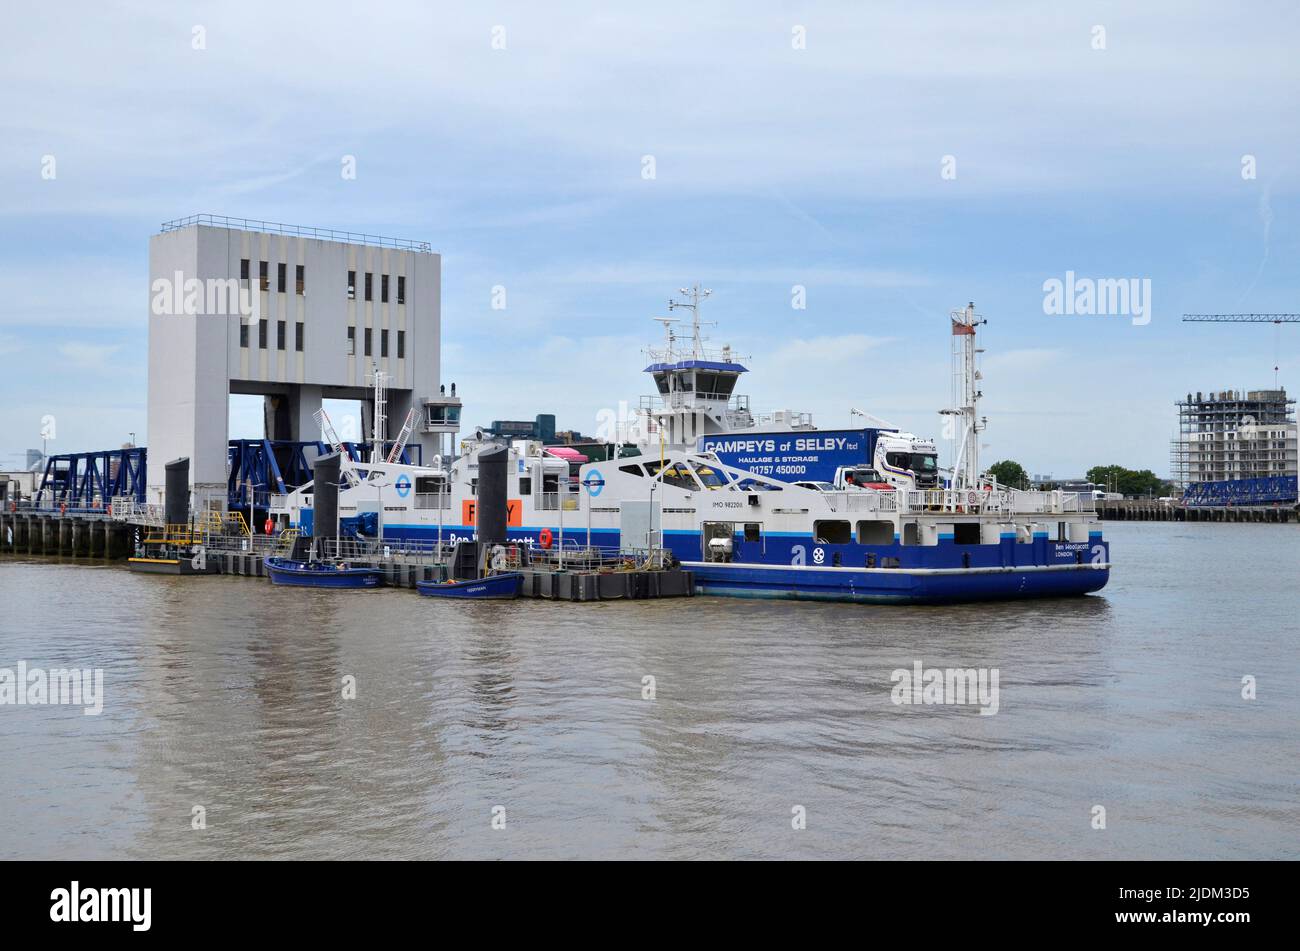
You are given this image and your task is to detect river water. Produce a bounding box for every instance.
[1,522,1296,860]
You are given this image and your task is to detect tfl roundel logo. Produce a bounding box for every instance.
[395,474,411,498]
[581,469,605,497]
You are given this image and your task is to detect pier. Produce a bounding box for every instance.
[1096,499,1297,522]
[0,505,693,600]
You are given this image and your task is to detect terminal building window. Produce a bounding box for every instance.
[277,262,286,293]
[347,270,356,300]
[364,273,373,302]
[397,276,406,305]
[381,275,389,303]
[296,265,305,295]
[346,327,355,355]
[397,330,405,359]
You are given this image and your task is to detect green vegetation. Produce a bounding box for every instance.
[1085,465,1174,499]
[986,459,1030,489]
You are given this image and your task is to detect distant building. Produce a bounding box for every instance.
[0,470,40,502]
[1170,388,1298,506]
[1171,389,1297,485]
[483,415,556,443]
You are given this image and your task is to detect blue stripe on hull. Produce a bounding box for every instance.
[688,564,1110,605]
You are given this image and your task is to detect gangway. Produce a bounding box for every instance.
[387,408,417,463]
[313,408,360,487]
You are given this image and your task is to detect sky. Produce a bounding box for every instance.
[2,1,1299,478]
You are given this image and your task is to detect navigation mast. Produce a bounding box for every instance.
[668,284,713,358]
[946,301,987,490]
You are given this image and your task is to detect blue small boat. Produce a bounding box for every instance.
[264,556,383,588]
[416,572,523,600]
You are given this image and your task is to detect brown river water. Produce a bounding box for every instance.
[1,521,1296,859]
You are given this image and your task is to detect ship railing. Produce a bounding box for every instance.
[821,491,898,514]
[317,536,459,565]
[893,489,1099,515]
[413,492,451,510]
[207,531,280,554]
[527,538,668,571]
[538,492,560,510]
[110,497,165,525]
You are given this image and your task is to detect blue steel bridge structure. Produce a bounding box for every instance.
[31,440,420,513]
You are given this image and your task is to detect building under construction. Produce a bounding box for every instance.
[1170,388,1298,506]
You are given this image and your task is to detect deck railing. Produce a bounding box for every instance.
[818,488,1094,516]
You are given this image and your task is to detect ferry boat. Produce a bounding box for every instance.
[272,289,1110,604]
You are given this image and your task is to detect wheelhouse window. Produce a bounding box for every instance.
[693,372,738,397]
[646,461,698,491]
[689,462,727,488]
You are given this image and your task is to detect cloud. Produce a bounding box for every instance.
[767,333,893,369]
[57,342,120,370]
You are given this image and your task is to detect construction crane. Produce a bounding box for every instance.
[1183,313,1300,387]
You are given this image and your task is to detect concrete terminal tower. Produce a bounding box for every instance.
[147,215,460,504]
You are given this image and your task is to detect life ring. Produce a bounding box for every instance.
[263,517,274,535]
[538,528,553,549]
[60,503,67,515]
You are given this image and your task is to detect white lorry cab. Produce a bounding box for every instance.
[872,432,941,490]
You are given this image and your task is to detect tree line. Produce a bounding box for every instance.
[984,460,1175,498]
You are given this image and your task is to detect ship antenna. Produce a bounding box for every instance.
[669,284,713,359]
